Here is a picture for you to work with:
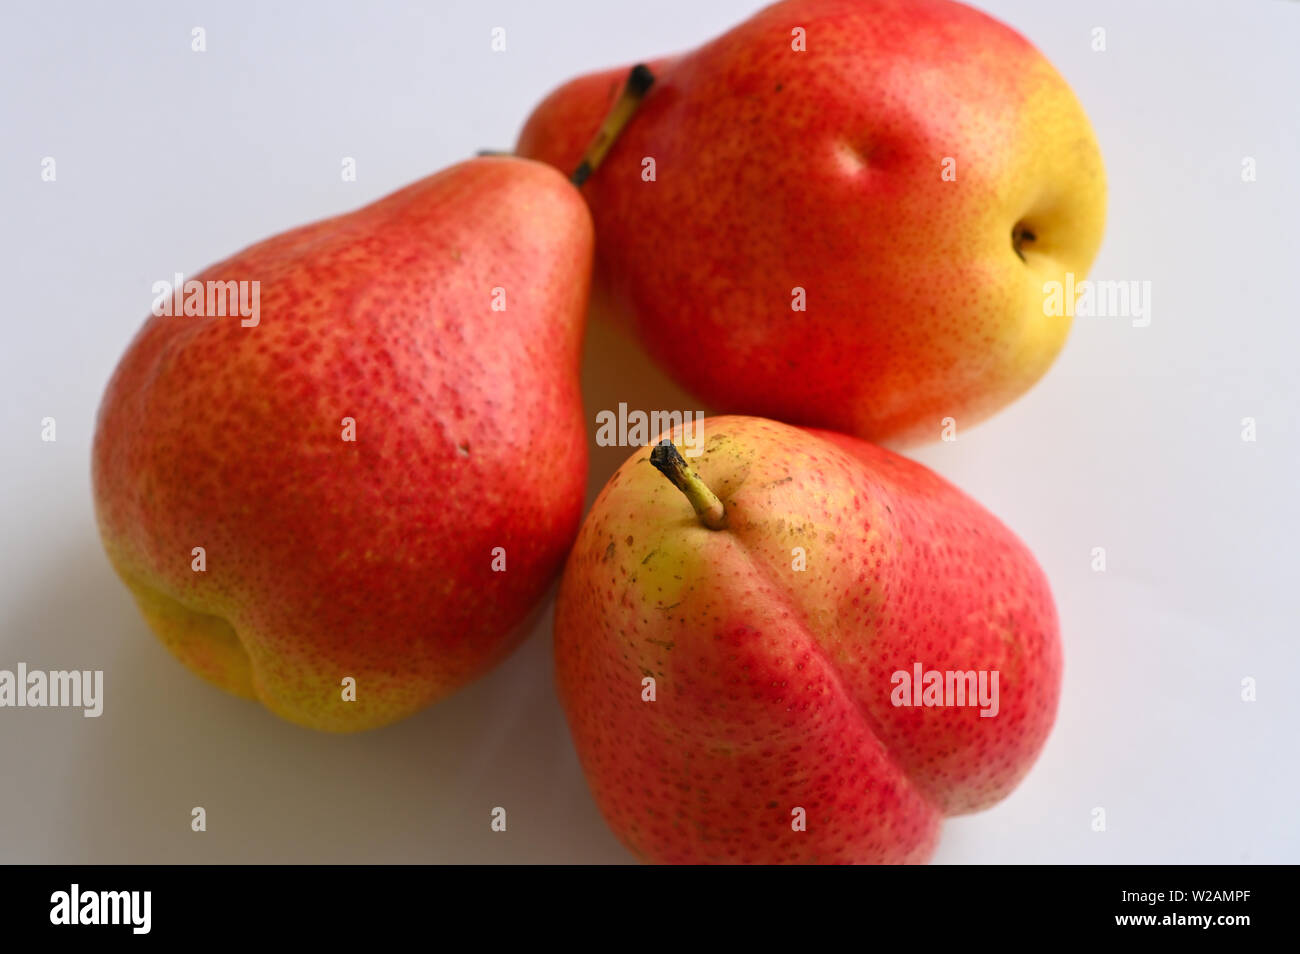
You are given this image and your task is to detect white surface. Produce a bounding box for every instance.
[2,0,1298,863]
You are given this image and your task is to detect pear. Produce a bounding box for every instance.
[554,416,1061,862]
[93,157,592,731]
[519,0,1107,446]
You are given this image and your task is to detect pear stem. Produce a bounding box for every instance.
[571,64,655,186]
[650,439,726,531]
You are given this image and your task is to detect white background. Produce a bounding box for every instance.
[2,0,1297,863]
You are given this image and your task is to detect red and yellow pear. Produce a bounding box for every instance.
[519,0,1107,446]
[93,157,592,731]
[554,416,1061,863]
